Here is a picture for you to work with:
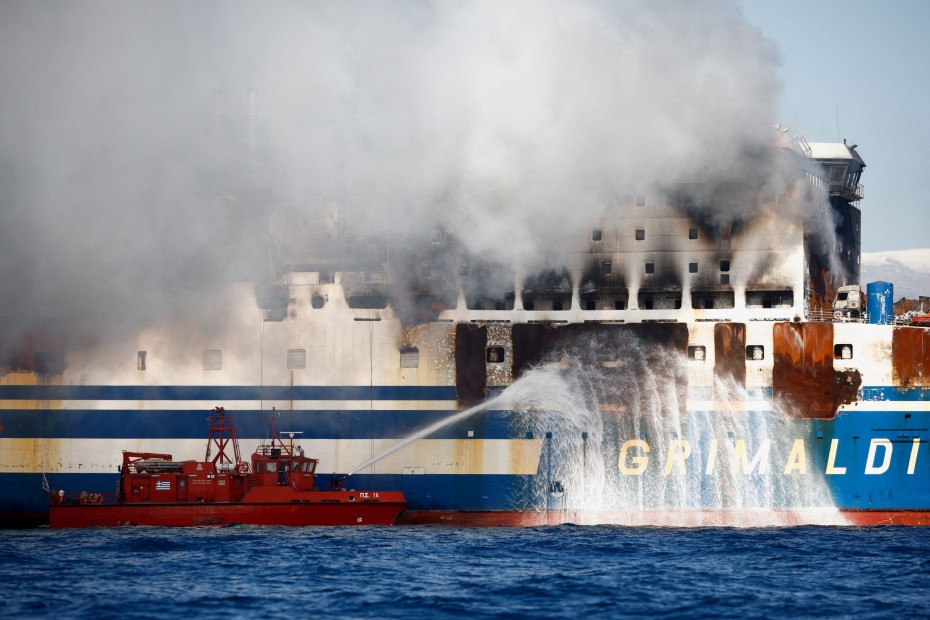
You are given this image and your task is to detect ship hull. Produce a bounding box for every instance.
[49,500,406,528]
[399,509,930,527]
[3,319,930,527]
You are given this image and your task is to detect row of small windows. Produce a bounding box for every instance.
[135,349,310,371]
[594,228,700,241]
[686,344,854,362]
[687,345,766,361]
[592,228,736,250]
[134,341,855,373]
[597,259,730,275]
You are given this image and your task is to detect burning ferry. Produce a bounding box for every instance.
[2,131,929,527]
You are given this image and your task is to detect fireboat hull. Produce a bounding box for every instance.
[50,499,406,528]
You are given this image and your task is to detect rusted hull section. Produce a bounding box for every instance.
[893,327,930,387]
[714,322,746,388]
[773,322,861,418]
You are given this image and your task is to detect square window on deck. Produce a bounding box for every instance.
[688,346,706,361]
[203,349,222,371]
[400,347,420,368]
[635,229,645,241]
[592,229,602,241]
[487,346,506,364]
[689,262,698,274]
[645,262,655,274]
[287,349,307,370]
[689,228,698,240]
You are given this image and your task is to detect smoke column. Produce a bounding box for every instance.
[0,0,787,354]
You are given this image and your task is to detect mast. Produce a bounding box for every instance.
[205,406,242,467]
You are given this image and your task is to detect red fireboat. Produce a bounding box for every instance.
[49,407,406,528]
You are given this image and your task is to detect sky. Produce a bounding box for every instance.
[738,0,930,252]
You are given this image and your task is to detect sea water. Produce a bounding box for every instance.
[3,525,930,619]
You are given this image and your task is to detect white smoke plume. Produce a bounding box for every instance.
[0,0,784,350]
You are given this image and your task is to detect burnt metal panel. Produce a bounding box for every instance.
[773,322,860,418]
[511,322,690,418]
[455,324,487,407]
[714,322,745,388]
[513,322,689,379]
[892,327,930,387]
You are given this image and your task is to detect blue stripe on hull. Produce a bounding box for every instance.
[0,409,516,439]
[2,384,928,403]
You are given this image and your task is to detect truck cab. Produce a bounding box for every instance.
[833,284,865,318]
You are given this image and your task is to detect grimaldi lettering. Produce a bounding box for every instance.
[617,437,922,476]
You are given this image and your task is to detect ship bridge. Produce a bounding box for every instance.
[808,141,866,204]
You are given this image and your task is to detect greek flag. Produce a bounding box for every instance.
[155,480,171,491]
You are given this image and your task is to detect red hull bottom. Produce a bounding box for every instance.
[50,502,405,528]
[399,509,930,527]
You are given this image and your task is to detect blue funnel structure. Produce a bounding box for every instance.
[866,281,894,324]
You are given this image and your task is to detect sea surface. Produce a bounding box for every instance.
[3,525,930,619]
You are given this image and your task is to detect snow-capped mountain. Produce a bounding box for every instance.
[861,249,930,300]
